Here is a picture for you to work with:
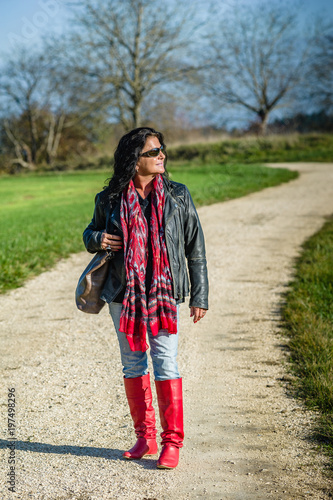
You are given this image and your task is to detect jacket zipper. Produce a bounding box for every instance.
[176,212,184,300]
[165,201,179,299]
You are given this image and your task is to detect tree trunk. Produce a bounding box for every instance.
[132,100,142,128]
[257,109,269,136]
[46,113,66,164]
[4,120,35,171]
[27,107,38,163]
[132,4,143,129]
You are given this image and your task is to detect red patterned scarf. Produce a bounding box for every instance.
[119,174,178,351]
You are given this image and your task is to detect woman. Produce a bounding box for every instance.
[83,127,208,469]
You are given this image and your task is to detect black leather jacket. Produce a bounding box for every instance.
[83,178,209,309]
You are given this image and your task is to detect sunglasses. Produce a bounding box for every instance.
[139,145,165,158]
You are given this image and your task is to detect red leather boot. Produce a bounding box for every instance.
[155,378,184,469]
[123,373,158,459]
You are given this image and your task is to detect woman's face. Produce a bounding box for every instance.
[135,135,166,178]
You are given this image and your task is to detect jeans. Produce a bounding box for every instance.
[109,302,180,381]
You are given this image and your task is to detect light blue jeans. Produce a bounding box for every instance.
[109,302,180,381]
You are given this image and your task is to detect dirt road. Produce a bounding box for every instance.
[1,163,333,499]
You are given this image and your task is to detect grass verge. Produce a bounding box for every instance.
[0,163,297,294]
[168,133,333,164]
[282,216,333,460]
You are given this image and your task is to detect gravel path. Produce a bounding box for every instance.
[1,162,333,500]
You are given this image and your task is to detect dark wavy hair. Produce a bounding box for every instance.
[103,127,168,204]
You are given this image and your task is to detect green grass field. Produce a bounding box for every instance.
[283,216,333,459]
[0,171,105,292]
[0,163,297,293]
[169,162,298,205]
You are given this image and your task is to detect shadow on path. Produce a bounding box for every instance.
[0,439,158,469]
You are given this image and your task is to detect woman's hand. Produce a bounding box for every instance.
[190,307,207,323]
[101,231,123,251]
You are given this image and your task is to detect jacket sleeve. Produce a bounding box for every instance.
[83,193,106,254]
[184,186,209,310]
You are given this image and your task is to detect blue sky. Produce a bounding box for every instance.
[0,0,70,57]
[1,0,333,59]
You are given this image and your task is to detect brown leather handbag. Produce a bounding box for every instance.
[75,250,114,314]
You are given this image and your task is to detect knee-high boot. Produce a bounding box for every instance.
[155,378,184,469]
[123,373,158,459]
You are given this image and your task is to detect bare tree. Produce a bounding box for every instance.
[66,0,201,130]
[307,22,333,112]
[0,49,50,169]
[0,47,70,169]
[0,44,102,169]
[42,37,108,163]
[202,1,311,134]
